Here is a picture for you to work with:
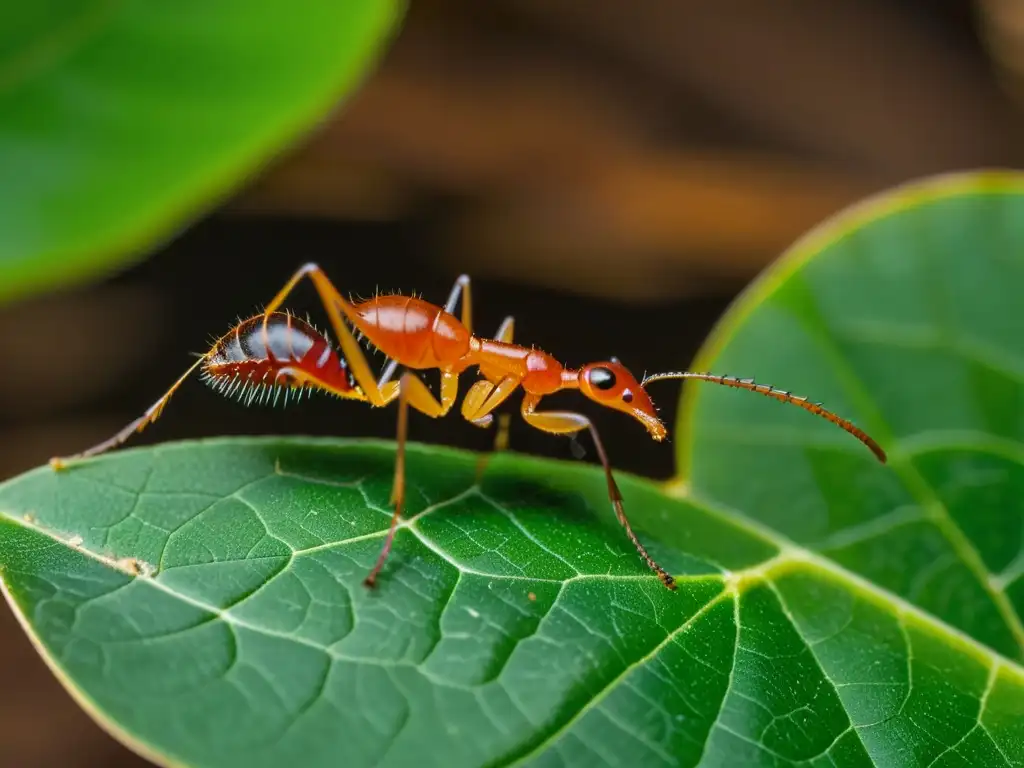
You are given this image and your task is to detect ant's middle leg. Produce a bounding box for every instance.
[466,314,516,478]
[462,314,517,429]
[462,372,519,483]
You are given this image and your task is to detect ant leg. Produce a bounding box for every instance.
[378,357,399,387]
[49,356,206,470]
[442,274,474,334]
[260,263,399,406]
[271,366,370,403]
[492,414,512,453]
[519,393,677,591]
[364,369,459,587]
[493,315,515,344]
[461,376,520,427]
[470,315,516,480]
[462,374,520,480]
[463,315,517,429]
[473,411,512,484]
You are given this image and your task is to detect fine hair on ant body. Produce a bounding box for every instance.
[51,263,887,591]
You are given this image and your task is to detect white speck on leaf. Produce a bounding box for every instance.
[466,607,480,619]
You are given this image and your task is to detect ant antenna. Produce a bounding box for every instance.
[642,371,886,463]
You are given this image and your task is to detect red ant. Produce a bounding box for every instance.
[51,263,887,590]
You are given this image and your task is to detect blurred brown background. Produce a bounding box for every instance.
[3,1,1024,765]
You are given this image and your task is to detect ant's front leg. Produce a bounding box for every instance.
[519,394,676,591]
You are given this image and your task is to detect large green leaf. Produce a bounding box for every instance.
[0,1,402,304]
[3,172,1024,767]
[678,171,1024,664]
[1,438,1022,767]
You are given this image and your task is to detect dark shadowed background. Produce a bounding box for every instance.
[3,1,1024,765]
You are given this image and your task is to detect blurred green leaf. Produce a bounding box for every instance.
[1,438,1021,767]
[678,171,1024,663]
[0,1,403,304]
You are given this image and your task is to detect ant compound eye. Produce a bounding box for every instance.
[589,366,617,391]
[622,390,634,404]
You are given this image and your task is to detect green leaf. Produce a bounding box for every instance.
[0,1,403,304]
[1,437,1022,767]
[677,171,1024,668]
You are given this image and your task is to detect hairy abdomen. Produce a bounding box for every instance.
[201,313,357,405]
[352,295,470,368]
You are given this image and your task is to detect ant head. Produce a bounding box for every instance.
[578,358,667,440]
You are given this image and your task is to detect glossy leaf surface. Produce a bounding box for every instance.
[0,1,402,303]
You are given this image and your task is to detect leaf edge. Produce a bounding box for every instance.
[672,167,1024,483]
[0,0,407,306]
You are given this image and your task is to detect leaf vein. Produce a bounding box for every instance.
[765,578,875,761]
[506,587,732,767]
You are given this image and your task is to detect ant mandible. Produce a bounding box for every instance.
[50,263,887,590]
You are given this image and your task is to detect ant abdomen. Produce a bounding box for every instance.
[200,312,358,407]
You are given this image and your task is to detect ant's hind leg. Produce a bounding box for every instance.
[261,263,398,407]
[58,264,348,458]
[49,357,206,470]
